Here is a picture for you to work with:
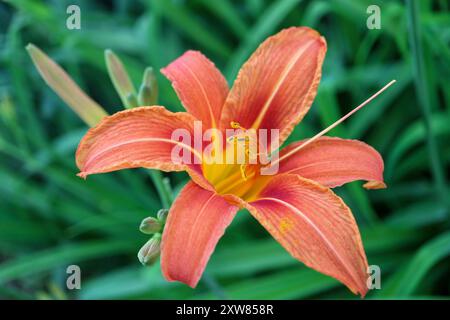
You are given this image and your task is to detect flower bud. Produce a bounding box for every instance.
[126,93,138,109]
[157,209,169,223]
[27,44,107,127]
[138,67,158,105]
[105,49,137,109]
[138,84,153,106]
[139,216,162,234]
[137,235,161,266]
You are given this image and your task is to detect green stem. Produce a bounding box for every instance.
[148,170,171,209]
[406,0,447,204]
[162,177,174,203]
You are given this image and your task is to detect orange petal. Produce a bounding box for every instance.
[161,50,229,128]
[161,182,238,287]
[220,27,326,145]
[243,174,369,297]
[279,137,385,189]
[76,106,201,178]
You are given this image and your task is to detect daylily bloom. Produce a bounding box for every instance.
[76,27,391,297]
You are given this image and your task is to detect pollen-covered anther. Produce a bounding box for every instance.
[230,121,244,129]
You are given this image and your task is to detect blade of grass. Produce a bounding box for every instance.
[386,113,449,180]
[406,0,447,204]
[150,0,231,58]
[7,16,47,148]
[375,231,450,297]
[197,0,248,38]
[0,240,137,285]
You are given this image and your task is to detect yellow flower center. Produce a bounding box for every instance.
[202,122,270,201]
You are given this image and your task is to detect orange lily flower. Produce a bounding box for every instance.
[76,27,392,297]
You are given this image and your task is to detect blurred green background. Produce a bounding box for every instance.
[0,0,449,299]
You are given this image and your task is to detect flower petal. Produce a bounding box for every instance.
[161,182,238,287]
[220,27,326,145]
[161,50,229,128]
[279,137,386,189]
[76,106,201,178]
[243,174,369,297]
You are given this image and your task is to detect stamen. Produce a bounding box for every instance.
[219,169,257,195]
[240,164,248,181]
[230,121,244,129]
[273,80,396,165]
[228,122,245,143]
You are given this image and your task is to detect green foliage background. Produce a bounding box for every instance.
[0,0,449,299]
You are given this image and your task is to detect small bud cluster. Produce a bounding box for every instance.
[137,209,168,266]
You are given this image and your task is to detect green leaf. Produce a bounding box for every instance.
[386,113,450,180]
[200,268,339,299]
[375,231,450,297]
[0,241,136,285]
[225,0,302,79]
[151,0,231,58]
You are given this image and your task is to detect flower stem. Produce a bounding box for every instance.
[148,170,171,209]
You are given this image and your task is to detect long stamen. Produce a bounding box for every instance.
[240,164,248,180]
[273,80,396,165]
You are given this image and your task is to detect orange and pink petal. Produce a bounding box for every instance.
[161,50,229,129]
[76,106,201,178]
[244,174,369,297]
[161,181,238,287]
[220,27,326,145]
[279,137,385,189]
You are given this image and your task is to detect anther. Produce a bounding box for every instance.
[230,121,243,129]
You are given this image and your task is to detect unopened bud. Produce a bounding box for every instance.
[138,84,152,106]
[157,209,169,222]
[138,67,158,105]
[105,49,137,109]
[137,235,161,266]
[126,93,138,109]
[139,216,162,234]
